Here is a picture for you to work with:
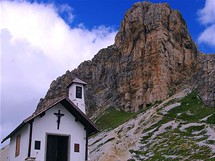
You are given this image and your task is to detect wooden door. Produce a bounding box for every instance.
[46,135,68,161]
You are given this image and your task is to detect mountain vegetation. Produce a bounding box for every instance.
[89,90,215,160]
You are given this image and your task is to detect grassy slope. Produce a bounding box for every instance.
[94,107,136,131]
[129,92,215,161]
[92,92,215,160]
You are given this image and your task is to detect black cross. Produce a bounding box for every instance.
[54,110,64,130]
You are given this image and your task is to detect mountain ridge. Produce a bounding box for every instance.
[36,1,214,116]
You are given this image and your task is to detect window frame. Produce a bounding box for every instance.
[74,143,80,152]
[35,140,41,150]
[76,86,82,99]
[15,135,21,157]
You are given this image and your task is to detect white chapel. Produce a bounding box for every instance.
[1,77,99,161]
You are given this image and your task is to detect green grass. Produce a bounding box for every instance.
[164,91,215,123]
[182,125,205,135]
[133,128,213,160]
[94,107,135,130]
[92,91,215,160]
[206,113,215,124]
[130,91,215,160]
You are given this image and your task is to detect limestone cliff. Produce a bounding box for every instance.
[36,2,215,114]
[193,54,215,107]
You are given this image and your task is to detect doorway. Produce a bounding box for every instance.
[46,134,69,161]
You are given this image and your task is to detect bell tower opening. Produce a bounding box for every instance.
[76,86,82,99]
[67,77,87,114]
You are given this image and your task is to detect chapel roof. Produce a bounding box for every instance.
[1,97,99,143]
[67,77,87,88]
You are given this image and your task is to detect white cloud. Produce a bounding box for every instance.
[0,0,116,144]
[198,0,215,25]
[198,0,215,47]
[198,24,215,46]
[58,3,74,24]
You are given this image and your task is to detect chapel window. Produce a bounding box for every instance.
[76,86,82,99]
[35,140,41,150]
[74,143,80,152]
[15,135,21,157]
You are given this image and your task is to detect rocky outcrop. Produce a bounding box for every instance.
[36,2,214,114]
[114,2,199,111]
[193,55,215,107]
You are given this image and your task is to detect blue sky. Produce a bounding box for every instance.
[33,0,215,53]
[1,0,215,147]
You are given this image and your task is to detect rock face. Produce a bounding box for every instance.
[114,2,199,111]
[193,55,215,107]
[36,2,215,114]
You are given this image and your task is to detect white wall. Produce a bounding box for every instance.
[31,104,87,161]
[68,83,86,114]
[9,124,30,161]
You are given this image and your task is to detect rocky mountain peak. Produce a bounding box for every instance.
[115,2,192,50]
[36,2,214,115]
[113,1,199,111]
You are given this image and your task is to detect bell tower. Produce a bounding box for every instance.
[67,77,87,114]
